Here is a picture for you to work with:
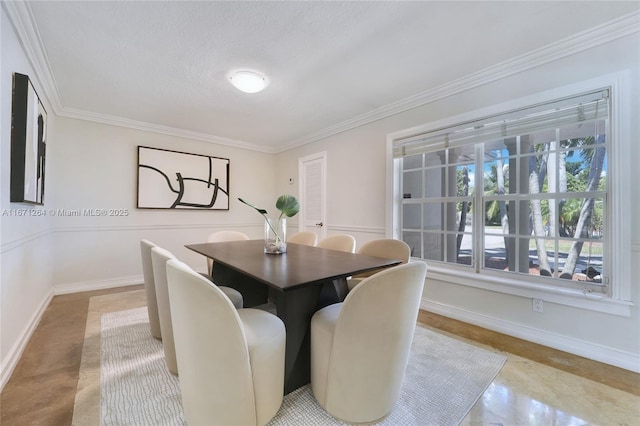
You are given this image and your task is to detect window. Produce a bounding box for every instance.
[390,85,631,307]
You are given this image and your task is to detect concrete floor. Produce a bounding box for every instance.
[1,285,638,425]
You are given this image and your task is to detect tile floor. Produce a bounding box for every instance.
[1,285,638,426]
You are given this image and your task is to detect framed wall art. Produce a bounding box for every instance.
[137,146,230,210]
[10,73,47,204]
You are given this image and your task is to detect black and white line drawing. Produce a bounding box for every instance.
[137,146,229,210]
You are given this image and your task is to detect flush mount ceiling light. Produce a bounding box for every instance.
[228,70,269,94]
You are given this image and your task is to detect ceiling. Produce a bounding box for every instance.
[14,1,640,153]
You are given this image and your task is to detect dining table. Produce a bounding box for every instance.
[185,239,401,394]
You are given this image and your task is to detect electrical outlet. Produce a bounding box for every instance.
[533,298,544,313]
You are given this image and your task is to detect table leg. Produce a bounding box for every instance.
[211,263,268,307]
[271,285,322,394]
[211,264,345,394]
[317,277,349,307]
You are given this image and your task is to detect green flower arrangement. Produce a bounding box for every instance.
[239,195,300,253]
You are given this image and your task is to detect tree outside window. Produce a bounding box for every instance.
[395,90,609,294]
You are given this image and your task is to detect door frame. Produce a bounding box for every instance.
[298,151,327,240]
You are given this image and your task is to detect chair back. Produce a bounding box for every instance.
[353,239,411,279]
[205,231,250,275]
[315,261,427,423]
[150,246,178,374]
[166,259,258,425]
[287,231,318,246]
[140,239,161,339]
[317,234,356,253]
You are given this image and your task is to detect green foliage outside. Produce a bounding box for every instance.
[458,137,605,238]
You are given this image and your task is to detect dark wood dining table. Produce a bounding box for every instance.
[185,239,401,394]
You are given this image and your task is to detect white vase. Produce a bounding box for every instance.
[264,217,287,254]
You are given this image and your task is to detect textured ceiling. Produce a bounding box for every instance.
[21,1,640,152]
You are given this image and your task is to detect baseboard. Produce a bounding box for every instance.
[0,290,53,392]
[421,299,640,373]
[53,275,143,295]
[0,276,143,391]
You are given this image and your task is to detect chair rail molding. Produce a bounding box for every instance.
[1,222,260,254]
[327,224,385,236]
[0,229,54,253]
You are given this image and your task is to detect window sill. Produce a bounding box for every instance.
[424,262,633,317]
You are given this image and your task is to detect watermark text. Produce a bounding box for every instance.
[2,208,130,217]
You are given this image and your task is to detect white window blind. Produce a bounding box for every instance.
[393,90,609,158]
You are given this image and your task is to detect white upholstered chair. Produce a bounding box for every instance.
[140,239,162,340]
[347,238,411,291]
[316,234,356,253]
[310,261,428,424]
[205,230,250,276]
[150,246,179,374]
[166,259,285,426]
[152,246,243,375]
[287,231,318,246]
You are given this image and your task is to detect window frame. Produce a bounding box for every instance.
[385,72,633,317]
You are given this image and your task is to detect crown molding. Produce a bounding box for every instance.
[58,107,276,153]
[275,10,640,153]
[2,1,274,153]
[5,4,638,155]
[1,1,63,114]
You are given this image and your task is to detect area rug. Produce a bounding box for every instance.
[100,307,506,426]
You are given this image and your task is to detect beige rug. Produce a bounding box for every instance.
[92,305,506,426]
[72,290,147,426]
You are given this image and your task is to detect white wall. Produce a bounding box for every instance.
[2,5,638,391]
[276,136,389,242]
[1,7,56,386]
[275,33,640,371]
[0,6,277,387]
[1,115,276,387]
[48,117,276,291]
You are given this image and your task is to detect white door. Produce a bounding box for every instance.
[298,152,327,239]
